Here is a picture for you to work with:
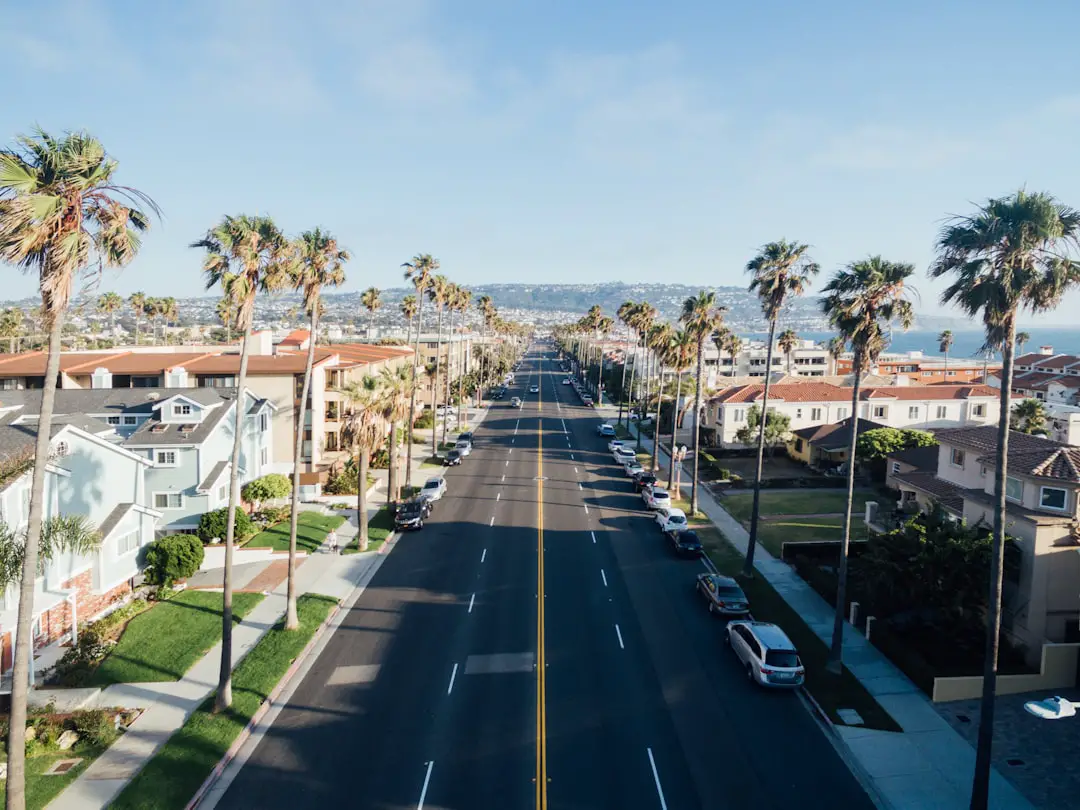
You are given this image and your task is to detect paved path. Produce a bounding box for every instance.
[607,405,1032,810]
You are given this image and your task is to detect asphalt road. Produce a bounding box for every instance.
[213,346,875,810]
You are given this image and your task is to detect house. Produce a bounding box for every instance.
[836,350,998,383]
[787,418,886,469]
[0,418,159,673]
[987,347,1080,402]
[884,444,940,490]
[706,381,1002,448]
[891,425,1080,661]
[702,338,833,385]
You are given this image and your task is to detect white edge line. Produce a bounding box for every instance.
[573,467,578,474]
[418,760,435,809]
[496,492,501,501]
[570,453,575,460]
[489,516,495,527]
[578,482,583,490]
[447,662,458,695]
[481,548,487,563]
[583,503,589,514]
[601,569,608,587]
[647,748,668,810]
[615,623,625,649]
[591,530,596,544]
[506,459,509,467]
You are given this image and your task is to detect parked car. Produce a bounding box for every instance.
[458,432,473,444]
[608,438,625,453]
[613,447,636,464]
[725,621,805,688]
[654,507,688,533]
[395,499,431,530]
[643,487,671,510]
[666,528,702,557]
[597,423,616,437]
[444,449,462,466]
[696,574,750,616]
[582,396,594,406]
[420,476,447,502]
[511,397,523,408]
[454,440,472,457]
[633,472,657,492]
[562,378,572,385]
[623,460,644,478]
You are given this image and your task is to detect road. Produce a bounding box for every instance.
[212,346,874,810]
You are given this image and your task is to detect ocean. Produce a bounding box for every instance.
[744,328,1080,362]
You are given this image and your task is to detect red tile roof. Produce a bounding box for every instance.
[711,382,1000,405]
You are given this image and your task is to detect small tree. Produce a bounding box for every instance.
[1010,398,1048,435]
[197,507,254,544]
[144,535,205,586]
[735,404,791,450]
[241,473,291,509]
[856,427,936,461]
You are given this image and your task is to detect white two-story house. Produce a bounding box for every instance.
[891,425,1080,662]
[707,381,1002,448]
[0,418,159,673]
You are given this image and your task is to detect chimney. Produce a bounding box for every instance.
[166,366,189,388]
[91,367,113,389]
[892,374,910,387]
[1039,345,1054,356]
[250,330,273,356]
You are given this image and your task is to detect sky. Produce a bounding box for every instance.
[5,0,1080,319]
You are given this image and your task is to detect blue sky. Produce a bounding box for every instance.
[6,0,1080,317]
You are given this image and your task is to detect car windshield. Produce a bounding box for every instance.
[400,503,423,516]
[679,531,699,544]
[424,481,440,490]
[670,515,686,524]
[652,489,667,497]
[765,650,801,668]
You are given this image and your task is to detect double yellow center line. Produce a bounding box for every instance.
[536,364,548,809]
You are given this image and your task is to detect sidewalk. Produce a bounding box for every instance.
[48,518,385,810]
[605,404,1031,810]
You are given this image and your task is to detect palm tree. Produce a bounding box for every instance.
[938,329,954,377]
[930,190,1080,810]
[718,330,742,377]
[401,293,418,343]
[1015,331,1031,356]
[595,316,615,397]
[160,296,178,344]
[821,256,915,676]
[631,302,657,451]
[666,329,696,491]
[0,128,156,810]
[454,286,472,429]
[680,292,726,514]
[743,240,820,578]
[192,214,291,711]
[216,295,237,343]
[427,274,451,460]
[129,291,146,345]
[141,296,160,344]
[285,228,348,630]
[339,376,384,550]
[476,296,496,405]
[648,323,676,472]
[616,301,636,426]
[376,364,414,504]
[778,328,798,374]
[401,255,438,490]
[361,286,382,338]
[1011,398,1048,434]
[96,291,123,335]
[827,335,846,374]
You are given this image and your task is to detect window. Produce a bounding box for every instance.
[980,465,987,478]
[795,408,803,419]
[0,379,15,391]
[947,371,956,377]
[107,416,121,425]
[794,439,805,453]
[908,406,919,418]
[53,441,69,457]
[173,404,192,417]
[810,408,822,420]
[836,407,847,420]
[733,409,745,422]
[1040,486,1068,511]
[156,450,177,466]
[153,492,183,509]
[873,406,887,419]
[116,531,139,554]
[922,371,932,377]
[123,416,137,426]
[260,448,268,466]
[217,484,227,501]
[950,448,965,467]
[973,404,986,417]
[936,406,947,419]
[259,413,268,432]
[891,461,901,474]
[1005,476,1023,503]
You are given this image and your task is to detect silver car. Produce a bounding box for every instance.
[696,573,750,616]
[454,440,472,457]
[725,621,805,688]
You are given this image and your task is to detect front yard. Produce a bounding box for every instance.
[90,591,265,686]
[244,512,346,553]
[343,505,394,553]
[0,740,110,810]
[720,490,874,522]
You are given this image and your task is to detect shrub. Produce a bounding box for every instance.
[144,535,204,586]
[49,599,152,686]
[32,717,62,749]
[72,709,117,747]
[413,411,435,429]
[241,473,291,507]
[197,507,254,544]
[253,506,290,525]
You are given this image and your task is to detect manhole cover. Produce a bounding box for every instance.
[45,759,83,776]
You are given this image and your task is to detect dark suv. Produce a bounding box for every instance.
[395,499,432,530]
[633,472,657,493]
[666,528,703,557]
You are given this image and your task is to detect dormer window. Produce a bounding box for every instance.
[1039,486,1067,511]
[173,404,192,417]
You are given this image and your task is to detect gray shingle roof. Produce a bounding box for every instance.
[198,461,230,492]
[97,502,134,540]
[891,471,967,514]
[124,401,233,447]
[936,425,1080,484]
[0,387,230,419]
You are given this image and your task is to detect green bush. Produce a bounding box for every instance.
[197,507,254,544]
[253,506,290,525]
[413,411,435,429]
[144,535,204,586]
[241,473,291,506]
[49,599,152,686]
[73,708,118,747]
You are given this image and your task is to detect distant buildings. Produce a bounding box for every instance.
[835,350,998,384]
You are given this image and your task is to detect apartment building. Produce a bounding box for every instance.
[836,350,997,383]
[890,426,1080,660]
[706,380,1002,448]
[0,332,413,483]
[704,338,832,384]
[409,333,473,405]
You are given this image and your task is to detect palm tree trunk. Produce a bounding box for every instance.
[651,360,664,472]
[668,367,684,491]
[457,336,465,430]
[827,354,863,673]
[387,418,398,505]
[970,318,1016,810]
[442,311,455,447]
[690,336,705,514]
[431,306,445,461]
[357,445,370,551]
[215,327,251,711]
[406,300,424,492]
[368,309,374,339]
[743,318,778,578]
[5,313,64,810]
[477,324,486,407]
[617,326,631,426]
[285,307,319,631]
[627,333,640,426]
[134,313,140,346]
[637,345,650,453]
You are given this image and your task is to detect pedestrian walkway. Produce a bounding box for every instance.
[49,518,385,810]
[606,405,1031,810]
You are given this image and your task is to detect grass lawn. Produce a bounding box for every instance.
[343,505,394,553]
[245,512,345,553]
[111,594,338,810]
[756,517,846,558]
[695,525,899,731]
[0,743,109,810]
[420,455,444,469]
[720,490,874,523]
[90,591,265,686]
